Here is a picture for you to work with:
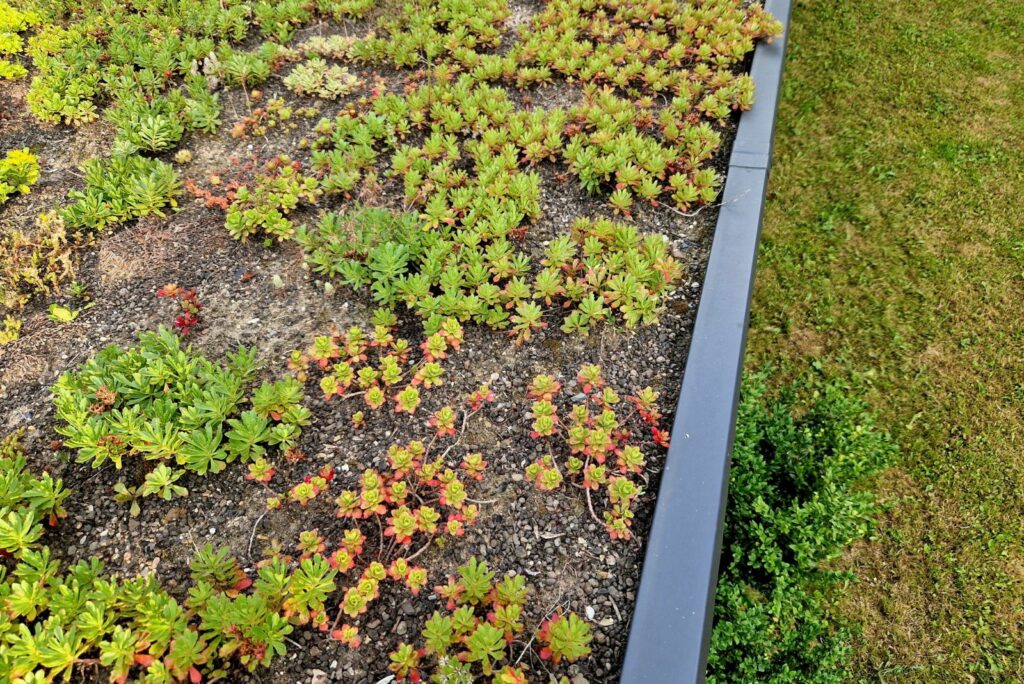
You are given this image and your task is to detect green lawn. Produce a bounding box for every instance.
[746,0,1024,679]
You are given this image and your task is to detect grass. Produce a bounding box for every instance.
[746,0,1024,679]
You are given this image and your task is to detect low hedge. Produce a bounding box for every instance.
[707,371,894,683]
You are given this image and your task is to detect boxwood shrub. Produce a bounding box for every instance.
[707,371,895,683]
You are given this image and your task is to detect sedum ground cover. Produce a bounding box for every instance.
[747,0,1024,680]
[0,0,784,681]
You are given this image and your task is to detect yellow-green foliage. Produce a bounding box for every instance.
[0,433,308,681]
[18,0,369,128]
[0,315,20,344]
[0,0,40,79]
[0,210,77,311]
[0,148,40,204]
[283,58,359,100]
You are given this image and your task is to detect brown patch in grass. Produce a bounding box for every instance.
[835,468,991,674]
[957,241,993,258]
[787,327,824,357]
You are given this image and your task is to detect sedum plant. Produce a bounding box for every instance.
[562,86,726,212]
[103,75,222,153]
[0,431,69,558]
[538,216,682,333]
[507,0,779,98]
[506,0,780,210]
[284,58,359,99]
[218,45,273,89]
[51,327,311,511]
[0,210,77,312]
[0,149,40,205]
[225,155,320,242]
[0,314,20,344]
[388,557,592,682]
[25,0,219,125]
[156,283,204,337]
[524,365,669,540]
[20,0,366,129]
[290,76,683,339]
[0,544,305,681]
[0,0,39,80]
[61,154,181,232]
[313,0,375,21]
[230,96,317,138]
[316,0,778,215]
[348,0,509,69]
[298,204,680,340]
[261,384,497,649]
[296,203,538,336]
[0,433,337,681]
[299,34,358,60]
[286,316,465,417]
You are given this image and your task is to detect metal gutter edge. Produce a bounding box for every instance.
[619,0,793,681]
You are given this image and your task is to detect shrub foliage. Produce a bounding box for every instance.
[707,372,894,683]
